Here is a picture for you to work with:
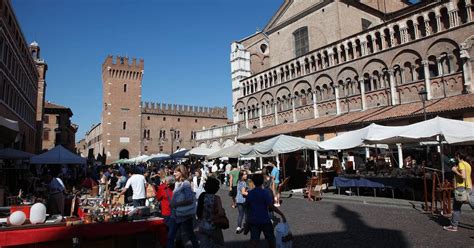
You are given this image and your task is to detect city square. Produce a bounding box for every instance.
[0,0,473,247]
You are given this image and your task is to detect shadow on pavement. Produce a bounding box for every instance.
[223,204,408,248]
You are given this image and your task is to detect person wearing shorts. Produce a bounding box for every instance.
[228,164,240,208]
[246,174,286,248]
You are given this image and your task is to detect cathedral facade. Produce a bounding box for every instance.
[231,0,474,142]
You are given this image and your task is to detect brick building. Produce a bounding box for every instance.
[0,0,41,153]
[42,102,77,152]
[30,41,47,153]
[228,0,474,143]
[83,55,228,164]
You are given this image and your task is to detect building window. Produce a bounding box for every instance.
[361,18,372,31]
[124,84,127,92]
[293,27,309,57]
[144,146,148,151]
[56,116,60,124]
[163,117,166,121]
[43,130,49,140]
[160,130,166,139]
[44,115,49,124]
[123,121,126,130]
[159,146,163,152]
[178,118,180,122]
[319,134,324,141]
[147,116,150,120]
[195,119,197,123]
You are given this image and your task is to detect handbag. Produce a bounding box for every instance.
[454,177,469,202]
[175,187,196,217]
[212,196,229,229]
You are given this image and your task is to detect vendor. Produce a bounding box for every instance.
[120,168,147,207]
[45,172,65,216]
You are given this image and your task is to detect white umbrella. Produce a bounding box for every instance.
[206,143,254,159]
[187,147,220,157]
[251,134,319,156]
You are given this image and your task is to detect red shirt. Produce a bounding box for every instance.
[156,184,173,216]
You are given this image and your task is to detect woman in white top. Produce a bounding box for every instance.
[192,169,205,199]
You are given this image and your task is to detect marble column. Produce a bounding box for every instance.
[245,108,249,129]
[344,47,350,61]
[259,106,263,128]
[437,57,444,76]
[388,69,398,105]
[292,96,297,123]
[424,19,431,36]
[460,45,473,93]
[335,85,341,115]
[312,91,319,118]
[422,60,433,100]
[414,23,420,39]
[359,79,367,110]
[435,15,442,32]
[274,102,279,125]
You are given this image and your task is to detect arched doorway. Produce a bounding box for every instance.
[119,149,129,159]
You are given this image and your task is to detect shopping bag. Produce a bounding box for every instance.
[275,222,293,248]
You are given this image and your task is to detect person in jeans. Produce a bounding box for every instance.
[443,151,472,232]
[120,168,147,207]
[167,165,199,248]
[246,174,286,248]
[228,164,240,208]
[236,170,249,234]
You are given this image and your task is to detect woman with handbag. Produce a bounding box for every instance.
[443,151,472,232]
[197,177,227,247]
[167,165,199,248]
[235,170,249,234]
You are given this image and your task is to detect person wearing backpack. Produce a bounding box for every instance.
[197,177,227,247]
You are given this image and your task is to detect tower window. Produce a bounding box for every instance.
[147,116,150,120]
[195,119,197,123]
[293,27,309,57]
[124,84,127,92]
[123,121,126,130]
[163,117,166,121]
[178,118,180,122]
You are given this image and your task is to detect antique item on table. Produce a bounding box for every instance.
[29,203,47,224]
[8,211,26,226]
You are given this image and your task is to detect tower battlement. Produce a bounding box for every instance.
[102,55,144,80]
[141,101,227,119]
[102,55,144,71]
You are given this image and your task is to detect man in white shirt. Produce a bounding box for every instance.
[120,168,147,207]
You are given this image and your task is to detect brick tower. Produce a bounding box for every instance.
[101,55,144,163]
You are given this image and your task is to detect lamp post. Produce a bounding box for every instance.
[170,128,175,154]
[418,89,428,121]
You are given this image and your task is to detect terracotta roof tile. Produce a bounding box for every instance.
[239,94,474,142]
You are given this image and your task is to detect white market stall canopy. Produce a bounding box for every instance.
[146,153,171,162]
[30,145,86,164]
[318,123,399,150]
[245,134,319,157]
[207,143,254,159]
[187,147,219,157]
[365,116,474,145]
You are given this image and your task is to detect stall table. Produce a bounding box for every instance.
[0,217,166,247]
[333,176,421,199]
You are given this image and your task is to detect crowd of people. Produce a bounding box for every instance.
[40,158,285,247]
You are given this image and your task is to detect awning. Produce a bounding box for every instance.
[0,148,34,160]
[30,145,86,164]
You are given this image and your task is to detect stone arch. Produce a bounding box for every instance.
[337,67,358,81]
[223,139,235,148]
[210,140,221,149]
[391,49,422,67]
[199,143,208,148]
[314,74,333,101]
[425,38,459,57]
[119,149,129,159]
[363,59,388,74]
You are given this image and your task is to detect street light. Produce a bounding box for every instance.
[170,128,175,154]
[418,89,428,120]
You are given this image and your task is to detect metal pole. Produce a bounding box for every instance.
[422,100,427,121]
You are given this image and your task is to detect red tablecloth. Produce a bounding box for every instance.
[0,218,166,247]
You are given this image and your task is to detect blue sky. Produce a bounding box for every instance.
[12,0,281,138]
[12,0,420,139]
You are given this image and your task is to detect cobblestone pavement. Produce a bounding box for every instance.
[214,188,474,248]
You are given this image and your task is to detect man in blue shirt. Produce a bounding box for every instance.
[270,160,281,207]
[246,173,286,248]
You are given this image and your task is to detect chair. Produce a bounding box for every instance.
[306,176,323,201]
[278,176,291,198]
